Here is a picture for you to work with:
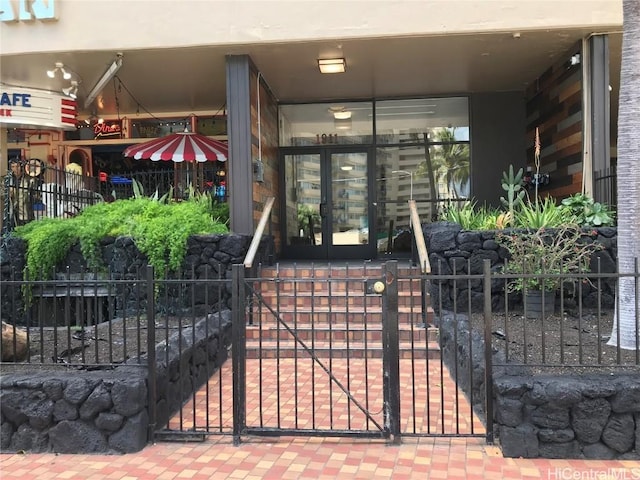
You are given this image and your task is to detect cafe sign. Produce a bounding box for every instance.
[0,86,77,130]
[0,0,57,22]
[94,120,122,139]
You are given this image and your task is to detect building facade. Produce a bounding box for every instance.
[0,0,622,260]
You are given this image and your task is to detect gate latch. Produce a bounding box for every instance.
[366,279,385,294]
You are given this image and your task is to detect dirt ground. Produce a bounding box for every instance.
[1,315,190,374]
[468,307,639,372]
[1,308,638,375]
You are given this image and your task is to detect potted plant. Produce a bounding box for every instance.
[496,223,603,317]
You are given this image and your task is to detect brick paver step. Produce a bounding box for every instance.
[245,341,441,359]
[245,308,435,325]
[245,323,439,343]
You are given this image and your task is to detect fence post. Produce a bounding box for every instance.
[232,264,247,446]
[382,260,401,443]
[483,259,494,444]
[146,265,157,443]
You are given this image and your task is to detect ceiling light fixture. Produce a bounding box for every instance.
[62,80,79,99]
[318,58,346,74]
[47,62,72,80]
[84,53,123,108]
[334,117,352,130]
[333,110,352,120]
[329,106,352,119]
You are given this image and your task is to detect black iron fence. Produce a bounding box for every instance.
[2,164,102,235]
[594,166,617,210]
[1,266,228,368]
[1,260,638,449]
[1,163,221,235]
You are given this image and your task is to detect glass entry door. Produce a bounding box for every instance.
[282,148,375,260]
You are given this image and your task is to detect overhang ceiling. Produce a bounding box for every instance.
[0,29,622,121]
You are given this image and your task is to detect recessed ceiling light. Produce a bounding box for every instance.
[334,111,352,120]
[318,58,346,74]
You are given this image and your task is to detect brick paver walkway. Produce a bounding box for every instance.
[1,360,637,479]
[2,436,637,479]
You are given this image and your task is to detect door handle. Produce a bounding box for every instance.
[319,202,327,218]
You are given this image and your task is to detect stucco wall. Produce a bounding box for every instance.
[0,1,622,55]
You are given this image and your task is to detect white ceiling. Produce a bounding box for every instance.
[0,29,621,120]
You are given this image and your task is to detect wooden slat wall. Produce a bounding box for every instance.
[525,42,583,200]
[250,69,281,251]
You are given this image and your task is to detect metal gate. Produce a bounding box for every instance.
[156,261,491,444]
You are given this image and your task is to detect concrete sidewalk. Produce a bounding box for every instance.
[2,435,638,480]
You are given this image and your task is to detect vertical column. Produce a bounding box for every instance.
[588,35,611,197]
[226,55,254,235]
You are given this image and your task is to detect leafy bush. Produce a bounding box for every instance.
[439,165,616,231]
[560,193,615,227]
[14,196,229,278]
[496,224,603,292]
[439,201,503,230]
[513,196,566,229]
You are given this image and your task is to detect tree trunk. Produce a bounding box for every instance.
[1,321,28,362]
[609,0,640,349]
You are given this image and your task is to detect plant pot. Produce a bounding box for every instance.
[524,289,556,318]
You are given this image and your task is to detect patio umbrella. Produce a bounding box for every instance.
[123,131,228,163]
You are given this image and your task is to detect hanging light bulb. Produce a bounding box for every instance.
[62,80,79,99]
[47,62,73,80]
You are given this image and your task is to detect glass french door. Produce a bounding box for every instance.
[282,148,375,260]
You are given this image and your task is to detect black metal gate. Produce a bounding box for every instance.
[156,260,491,444]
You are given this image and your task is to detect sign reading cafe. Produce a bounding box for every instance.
[0,86,77,130]
[0,0,57,22]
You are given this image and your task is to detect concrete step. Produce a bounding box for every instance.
[257,263,422,278]
[245,340,441,359]
[246,322,439,343]
[246,262,437,359]
[245,308,435,326]
[250,291,428,309]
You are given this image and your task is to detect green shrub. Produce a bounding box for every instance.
[14,196,230,279]
[513,196,566,229]
[436,164,617,231]
[439,201,499,230]
[560,193,615,227]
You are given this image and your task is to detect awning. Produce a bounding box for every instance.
[122,132,228,162]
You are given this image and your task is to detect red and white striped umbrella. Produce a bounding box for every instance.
[123,132,227,162]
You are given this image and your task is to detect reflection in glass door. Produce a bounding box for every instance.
[283,152,323,248]
[282,149,373,260]
[330,152,368,246]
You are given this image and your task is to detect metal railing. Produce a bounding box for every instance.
[429,259,639,370]
[1,164,224,235]
[594,166,617,210]
[408,199,430,273]
[2,165,102,235]
[243,197,275,268]
[0,266,230,369]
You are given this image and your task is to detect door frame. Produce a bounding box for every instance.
[279,145,376,260]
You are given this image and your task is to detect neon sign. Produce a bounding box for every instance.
[0,0,57,23]
[94,121,122,139]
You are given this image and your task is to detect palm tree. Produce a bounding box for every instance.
[417,128,470,199]
[608,0,639,350]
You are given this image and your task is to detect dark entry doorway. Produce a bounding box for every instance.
[281,147,375,260]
